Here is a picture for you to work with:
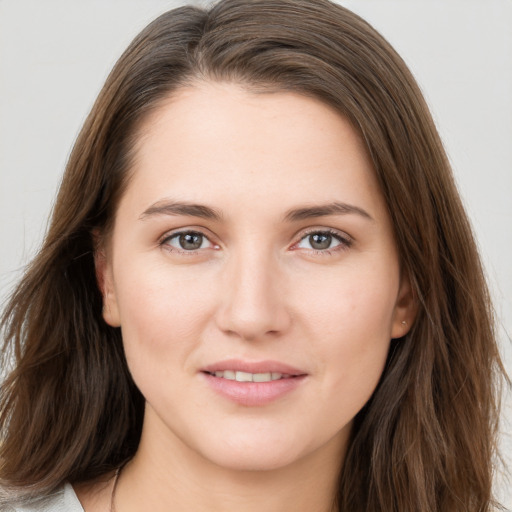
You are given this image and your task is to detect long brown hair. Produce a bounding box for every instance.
[0,1,506,510]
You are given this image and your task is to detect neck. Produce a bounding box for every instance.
[114,410,346,512]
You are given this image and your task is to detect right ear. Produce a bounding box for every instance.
[93,231,121,327]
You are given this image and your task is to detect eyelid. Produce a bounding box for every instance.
[291,227,353,252]
[158,227,219,253]
[157,225,353,255]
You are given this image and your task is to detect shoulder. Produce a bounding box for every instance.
[1,483,84,512]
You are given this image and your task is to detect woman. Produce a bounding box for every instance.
[0,0,506,510]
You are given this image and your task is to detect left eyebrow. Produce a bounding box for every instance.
[139,200,223,221]
[283,202,374,222]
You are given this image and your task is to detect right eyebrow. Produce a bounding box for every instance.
[139,200,223,221]
[283,201,374,223]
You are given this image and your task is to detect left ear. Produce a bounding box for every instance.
[92,229,121,328]
[391,270,418,339]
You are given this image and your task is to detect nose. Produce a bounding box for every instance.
[215,249,291,341]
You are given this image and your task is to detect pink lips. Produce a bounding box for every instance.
[201,359,307,407]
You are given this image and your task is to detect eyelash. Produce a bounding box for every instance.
[159,230,218,255]
[159,228,353,256]
[293,228,353,255]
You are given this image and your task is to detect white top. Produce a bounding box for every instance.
[4,483,84,512]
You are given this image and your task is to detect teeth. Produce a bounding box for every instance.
[236,371,253,382]
[211,371,287,382]
[253,372,272,382]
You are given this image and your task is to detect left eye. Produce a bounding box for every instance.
[296,232,345,251]
[163,231,213,251]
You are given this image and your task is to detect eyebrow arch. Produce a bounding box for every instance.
[139,200,223,221]
[284,202,374,222]
[139,200,372,223]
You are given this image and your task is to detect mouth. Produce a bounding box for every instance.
[201,359,307,380]
[202,370,300,382]
[200,360,307,406]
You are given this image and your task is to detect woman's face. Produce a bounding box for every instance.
[98,82,414,472]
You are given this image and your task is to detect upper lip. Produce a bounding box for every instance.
[201,359,307,376]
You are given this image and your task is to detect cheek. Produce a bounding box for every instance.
[296,264,398,404]
[113,259,216,359]
[112,261,221,412]
[298,262,398,343]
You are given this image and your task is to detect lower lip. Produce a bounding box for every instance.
[201,372,307,406]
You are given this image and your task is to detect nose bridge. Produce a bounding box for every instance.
[216,241,289,340]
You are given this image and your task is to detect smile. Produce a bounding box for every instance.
[201,360,307,406]
[205,370,294,382]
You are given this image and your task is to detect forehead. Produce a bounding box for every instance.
[121,81,385,220]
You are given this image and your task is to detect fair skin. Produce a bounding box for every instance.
[79,81,415,512]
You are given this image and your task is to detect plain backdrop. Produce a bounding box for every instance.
[1,0,511,507]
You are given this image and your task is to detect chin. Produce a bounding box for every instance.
[193,428,316,473]
[206,446,301,473]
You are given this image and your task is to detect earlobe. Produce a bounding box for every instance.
[93,235,121,328]
[391,271,418,339]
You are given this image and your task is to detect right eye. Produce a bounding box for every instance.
[161,231,215,252]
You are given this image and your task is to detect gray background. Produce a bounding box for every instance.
[1,0,511,506]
